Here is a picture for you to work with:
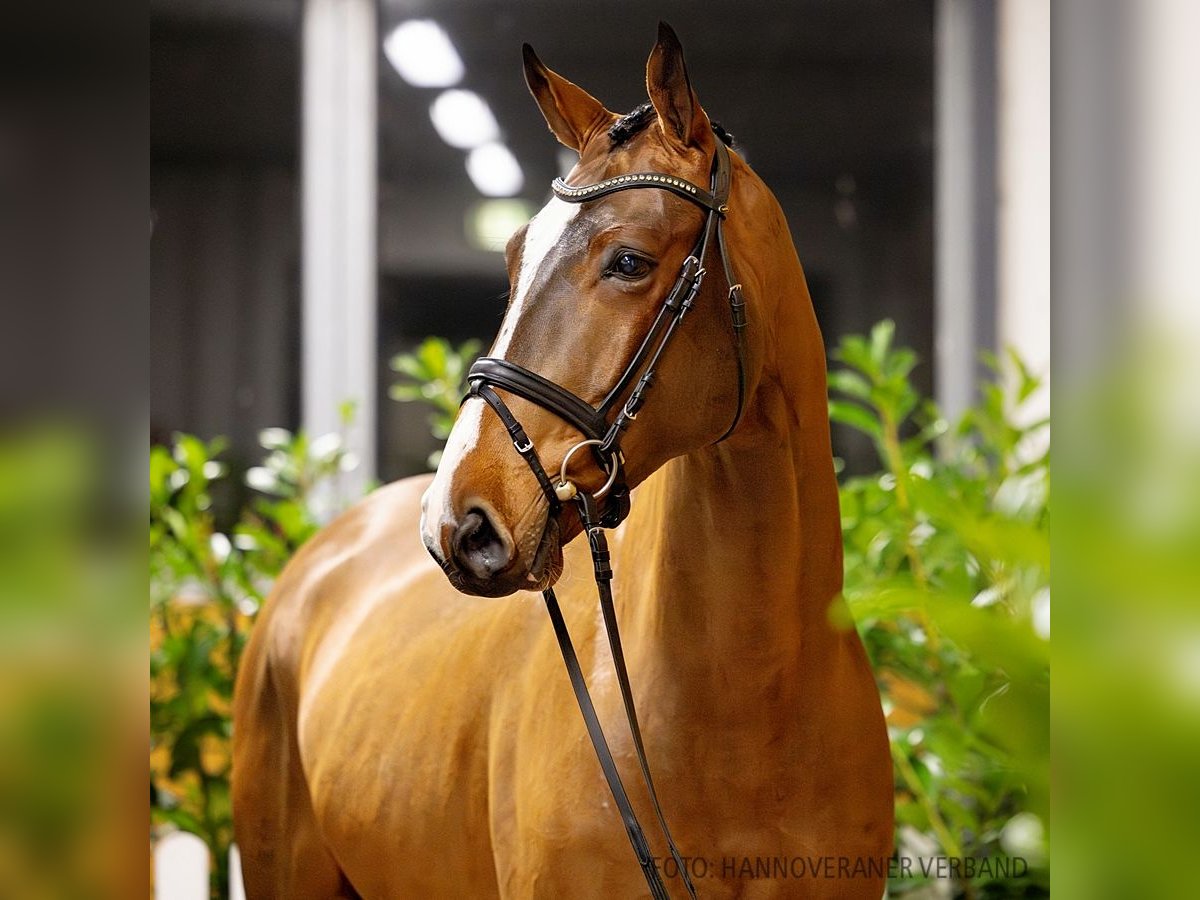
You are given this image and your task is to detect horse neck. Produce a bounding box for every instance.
[615,197,845,731]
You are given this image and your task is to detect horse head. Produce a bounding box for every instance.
[421,23,759,597]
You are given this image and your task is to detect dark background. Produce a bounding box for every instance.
[151,0,934,479]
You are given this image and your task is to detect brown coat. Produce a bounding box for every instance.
[233,25,892,899]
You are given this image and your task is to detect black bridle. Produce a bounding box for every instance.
[465,135,746,899]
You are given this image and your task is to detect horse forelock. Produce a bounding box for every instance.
[608,102,656,146]
[608,101,735,149]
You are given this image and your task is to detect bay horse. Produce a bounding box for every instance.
[233,23,892,899]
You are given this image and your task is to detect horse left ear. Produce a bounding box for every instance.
[646,21,711,150]
[523,43,614,152]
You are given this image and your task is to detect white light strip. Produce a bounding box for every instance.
[466,143,524,197]
[430,90,500,149]
[383,19,463,88]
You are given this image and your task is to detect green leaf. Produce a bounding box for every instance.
[1005,346,1042,405]
[418,337,449,374]
[390,354,428,379]
[833,334,873,374]
[828,369,873,402]
[828,400,882,438]
[149,445,176,499]
[388,384,425,402]
[884,347,918,381]
[152,805,204,835]
[869,319,896,367]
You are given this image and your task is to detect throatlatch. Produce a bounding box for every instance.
[465,135,746,899]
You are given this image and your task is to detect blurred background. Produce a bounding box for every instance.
[14,0,1200,897]
[143,3,1057,898]
[149,0,1048,489]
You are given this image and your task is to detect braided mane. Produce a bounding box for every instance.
[608,101,735,148]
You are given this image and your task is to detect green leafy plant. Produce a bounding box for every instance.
[389,337,482,468]
[830,320,1049,897]
[151,322,1049,898]
[150,425,356,898]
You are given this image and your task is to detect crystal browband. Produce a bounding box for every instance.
[551,172,723,214]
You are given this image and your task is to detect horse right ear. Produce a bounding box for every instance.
[646,22,710,150]
[522,43,614,152]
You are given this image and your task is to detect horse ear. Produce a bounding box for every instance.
[522,43,613,152]
[646,22,710,150]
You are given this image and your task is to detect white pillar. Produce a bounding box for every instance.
[935,0,997,421]
[302,0,377,503]
[996,0,1050,419]
[153,831,209,900]
[229,843,246,900]
[1131,0,1200,446]
[1133,0,1200,330]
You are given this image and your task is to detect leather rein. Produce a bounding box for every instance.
[465,136,746,899]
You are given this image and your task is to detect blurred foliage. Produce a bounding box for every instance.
[389,336,482,468]
[2,427,142,900]
[150,323,1050,897]
[149,425,355,898]
[1054,336,1200,900]
[830,320,1049,897]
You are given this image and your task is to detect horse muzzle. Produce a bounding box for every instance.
[422,495,563,598]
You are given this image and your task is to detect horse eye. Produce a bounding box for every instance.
[611,252,649,279]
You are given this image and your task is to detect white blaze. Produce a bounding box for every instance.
[421,197,580,549]
[492,197,580,356]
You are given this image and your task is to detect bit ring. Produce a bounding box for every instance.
[557,439,620,500]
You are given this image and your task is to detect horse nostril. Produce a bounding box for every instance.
[451,507,513,580]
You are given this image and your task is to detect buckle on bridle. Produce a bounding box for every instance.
[681,255,704,283]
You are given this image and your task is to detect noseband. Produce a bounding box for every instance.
[465,135,746,899]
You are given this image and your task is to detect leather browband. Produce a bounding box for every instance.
[551,171,724,215]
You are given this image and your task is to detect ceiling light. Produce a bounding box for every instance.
[383,20,464,88]
[466,199,536,252]
[466,143,524,197]
[430,90,500,149]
